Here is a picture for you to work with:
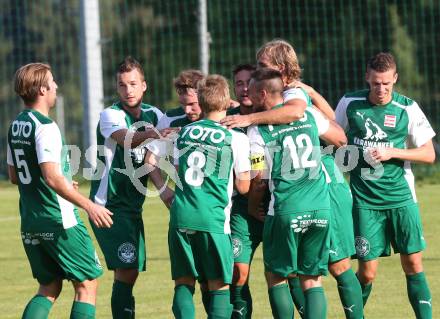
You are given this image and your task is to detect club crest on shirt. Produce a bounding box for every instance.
[118,242,137,263]
[384,114,396,128]
[355,236,370,257]
[232,238,243,258]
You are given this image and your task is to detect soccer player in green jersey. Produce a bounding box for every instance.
[156,69,205,130]
[335,52,435,318]
[228,63,265,319]
[247,68,347,319]
[89,56,175,318]
[7,63,113,319]
[147,75,251,319]
[224,39,364,319]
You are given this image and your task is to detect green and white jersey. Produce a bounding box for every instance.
[149,119,251,234]
[7,109,80,232]
[156,106,191,129]
[248,103,331,216]
[227,106,251,215]
[335,90,436,209]
[89,102,163,215]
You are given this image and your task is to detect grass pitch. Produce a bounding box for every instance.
[0,182,439,318]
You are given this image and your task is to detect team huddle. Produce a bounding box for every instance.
[7,39,436,319]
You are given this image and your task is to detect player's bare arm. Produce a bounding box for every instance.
[289,81,336,120]
[370,139,435,164]
[221,98,306,129]
[40,162,113,228]
[7,165,18,185]
[235,171,251,195]
[144,150,175,209]
[320,120,347,148]
[247,171,268,222]
[110,127,179,149]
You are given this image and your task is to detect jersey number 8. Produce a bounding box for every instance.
[184,151,206,187]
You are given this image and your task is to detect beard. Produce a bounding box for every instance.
[120,96,143,109]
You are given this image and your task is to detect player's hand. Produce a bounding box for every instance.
[87,203,113,228]
[72,180,79,190]
[159,186,175,209]
[159,127,180,139]
[220,114,252,129]
[369,147,394,163]
[230,99,240,108]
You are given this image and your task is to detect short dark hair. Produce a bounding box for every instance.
[232,63,256,77]
[250,68,284,94]
[173,69,205,95]
[117,56,145,80]
[367,52,397,73]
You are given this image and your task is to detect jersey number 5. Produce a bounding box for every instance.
[14,149,32,184]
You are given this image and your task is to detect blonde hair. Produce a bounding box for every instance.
[14,63,51,105]
[174,69,205,95]
[197,75,230,113]
[256,39,301,82]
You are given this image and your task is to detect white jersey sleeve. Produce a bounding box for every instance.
[283,87,309,103]
[156,115,172,130]
[247,125,267,170]
[35,122,62,164]
[307,107,330,136]
[99,108,128,138]
[7,143,13,165]
[230,130,251,174]
[335,96,349,131]
[406,102,436,147]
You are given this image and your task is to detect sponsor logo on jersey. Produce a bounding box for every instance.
[384,114,396,128]
[118,242,137,263]
[232,238,243,258]
[21,232,40,246]
[11,120,32,138]
[181,125,226,144]
[353,112,394,149]
[291,214,328,233]
[355,236,370,257]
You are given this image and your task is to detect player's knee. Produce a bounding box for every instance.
[329,258,351,277]
[232,263,250,286]
[357,268,376,284]
[400,253,424,275]
[38,279,63,302]
[115,268,139,284]
[73,279,98,303]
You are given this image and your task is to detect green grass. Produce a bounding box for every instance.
[1,181,439,318]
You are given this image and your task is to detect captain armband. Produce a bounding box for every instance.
[251,154,266,170]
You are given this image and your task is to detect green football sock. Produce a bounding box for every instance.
[231,284,252,318]
[70,301,96,319]
[335,269,363,319]
[201,288,210,315]
[406,272,432,319]
[288,277,305,318]
[268,283,294,319]
[304,286,327,319]
[172,284,195,319]
[22,295,53,319]
[358,280,372,307]
[209,289,233,319]
[111,280,135,319]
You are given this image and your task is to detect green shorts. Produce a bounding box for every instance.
[328,181,355,263]
[230,212,264,264]
[168,228,233,284]
[352,203,426,261]
[91,214,146,271]
[263,210,331,277]
[22,222,103,285]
